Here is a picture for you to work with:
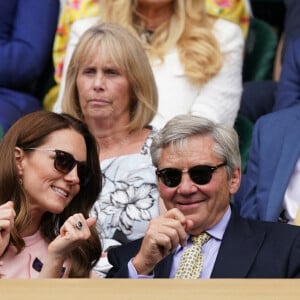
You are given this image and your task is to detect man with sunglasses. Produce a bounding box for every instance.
[106,114,300,278]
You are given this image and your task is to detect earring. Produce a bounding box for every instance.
[19,178,23,185]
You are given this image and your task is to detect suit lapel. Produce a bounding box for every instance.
[266,114,300,220]
[211,209,266,278]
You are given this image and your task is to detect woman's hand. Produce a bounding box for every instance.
[0,201,16,257]
[40,213,96,278]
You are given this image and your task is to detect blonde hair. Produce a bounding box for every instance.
[100,0,222,86]
[62,22,158,132]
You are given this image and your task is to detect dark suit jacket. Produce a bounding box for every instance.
[236,105,300,222]
[107,209,300,278]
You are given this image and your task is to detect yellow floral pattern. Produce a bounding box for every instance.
[53,0,100,84]
[206,0,250,38]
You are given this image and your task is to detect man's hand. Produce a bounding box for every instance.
[132,208,193,275]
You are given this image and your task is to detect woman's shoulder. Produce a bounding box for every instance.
[213,18,242,33]
[213,18,244,50]
[140,126,157,155]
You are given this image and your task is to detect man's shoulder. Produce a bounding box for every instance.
[254,105,300,135]
[237,213,300,239]
[230,208,300,236]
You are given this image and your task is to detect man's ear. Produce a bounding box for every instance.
[15,147,25,176]
[229,167,241,195]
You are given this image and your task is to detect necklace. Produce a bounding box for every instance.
[140,29,154,44]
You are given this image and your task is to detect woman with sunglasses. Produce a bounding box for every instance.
[0,110,102,278]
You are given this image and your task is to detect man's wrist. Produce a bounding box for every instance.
[128,259,154,278]
[132,255,155,275]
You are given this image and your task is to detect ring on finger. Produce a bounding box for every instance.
[75,221,83,230]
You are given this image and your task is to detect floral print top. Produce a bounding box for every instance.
[53,0,100,85]
[206,0,250,38]
[90,127,159,251]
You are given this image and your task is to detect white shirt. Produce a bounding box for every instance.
[283,157,300,223]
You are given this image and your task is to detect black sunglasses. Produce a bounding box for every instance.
[156,163,226,188]
[22,148,91,186]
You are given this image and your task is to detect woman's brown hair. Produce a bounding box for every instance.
[0,110,102,277]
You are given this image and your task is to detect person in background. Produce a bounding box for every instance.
[273,35,300,111]
[53,0,244,128]
[0,0,59,133]
[235,104,300,224]
[60,23,159,276]
[235,1,300,216]
[0,110,102,278]
[45,0,249,111]
[273,0,300,81]
[238,0,300,123]
[264,0,300,113]
[44,0,100,109]
[106,114,300,279]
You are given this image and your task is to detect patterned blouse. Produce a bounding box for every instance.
[90,128,159,252]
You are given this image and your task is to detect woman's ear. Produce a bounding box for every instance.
[15,147,25,176]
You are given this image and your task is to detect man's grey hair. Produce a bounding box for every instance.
[150,114,241,178]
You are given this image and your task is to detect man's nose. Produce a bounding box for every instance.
[177,173,197,194]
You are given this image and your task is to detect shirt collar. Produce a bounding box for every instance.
[174,206,231,254]
[206,206,231,241]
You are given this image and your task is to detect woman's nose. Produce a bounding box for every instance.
[93,73,105,89]
[64,165,80,185]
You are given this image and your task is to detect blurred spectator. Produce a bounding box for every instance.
[236,104,300,224]
[44,0,100,109]
[53,0,244,129]
[45,0,250,111]
[0,0,59,133]
[273,0,300,80]
[239,0,300,123]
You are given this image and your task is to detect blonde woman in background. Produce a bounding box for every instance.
[60,23,159,276]
[53,0,244,128]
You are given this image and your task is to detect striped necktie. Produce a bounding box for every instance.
[175,232,211,279]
